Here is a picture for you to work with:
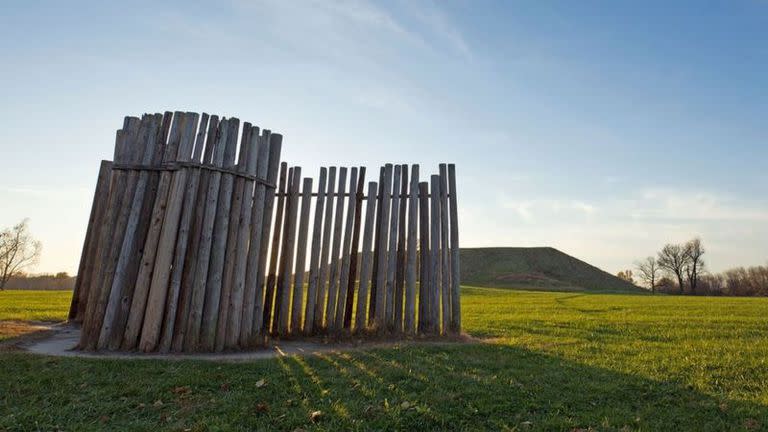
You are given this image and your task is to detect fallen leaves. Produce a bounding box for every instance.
[171,386,191,395]
[309,410,323,423]
[255,379,267,388]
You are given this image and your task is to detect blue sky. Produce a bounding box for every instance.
[1,0,766,275]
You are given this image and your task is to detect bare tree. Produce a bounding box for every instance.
[616,269,635,284]
[0,219,42,290]
[685,238,705,295]
[657,243,688,294]
[635,256,661,293]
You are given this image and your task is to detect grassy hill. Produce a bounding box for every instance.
[461,247,646,293]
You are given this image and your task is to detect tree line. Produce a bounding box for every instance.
[626,238,768,296]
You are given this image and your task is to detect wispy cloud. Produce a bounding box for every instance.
[400,0,472,58]
[498,196,598,222]
[631,188,768,222]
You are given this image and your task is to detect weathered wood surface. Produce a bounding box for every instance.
[99,114,163,350]
[246,133,282,345]
[199,118,239,351]
[254,162,288,336]
[80,117,142,350]
[119,114,181,350]
[277,167,301,335]
[394,164,408,333]
[157,113,212,352]
[303,168,327,334]
[182,119,230,351]
[262,163,288,335]
[314,167,337,330]
[384,165,402,329]
[333,167,358,331]
[291,177,313,334]
[368,167,385,323]
[448,164,461,333]
[429,175,442,334]
[404,164,419,334]
[171,115,219,352]
[237,131,269,345]
[355,181,378,331]
[373,164,393,329]
[343,167,366,329]
[69,159,113,322]
[439,164,451,335]
[325,167,347,329]
[418,181,430,334]
[139,112,199,352]
[215,124,254,351]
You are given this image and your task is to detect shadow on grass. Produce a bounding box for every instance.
[1,343,766,431]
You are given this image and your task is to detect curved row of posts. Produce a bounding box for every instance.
[70,111,460,352]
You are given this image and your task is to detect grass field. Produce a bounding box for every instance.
[1,288,768,431]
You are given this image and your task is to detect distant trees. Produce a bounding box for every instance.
[635,257,661,293]
[635,237,768,296]
[685,238,705,294]
[616,269,635,284]
[657,243,690,294]
[0,219,42,290]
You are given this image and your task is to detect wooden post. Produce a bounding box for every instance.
[418,181,430,334]
[429,175,441,335]
[343,167,366,329]
[303,168,327,334]
[404,165,419,334]
[278,167,301,335]
[260,162,288,337]
[215,124,254,351]
[384,165,402,330]
[237,131,271,345]
[373,164,393,329]
[368,167,385,323]
[313,167,337,330]
[181,118,230,352]
[98,114,164,350]
[139,112,200,352]
[69,159,113,322]
[171,115,220,352]
[448,164,461,333]
[157,113,213,352]
[118,113,174,350]
[394,164,408,333]
[291,177,313,333]
[198,118,240,351]
[439,164,451,335]
[325,167,347,329]
[223,126,261,349]
[271,167,292,333]
[247,133,282,345]
[80,116,142,350]
[334,167,358,331]
[354,182,378,332]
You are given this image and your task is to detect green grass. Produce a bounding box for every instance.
[0,289,71,322]
[461,247,646,293]
[2,288,768,430]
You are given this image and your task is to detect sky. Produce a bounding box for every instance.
[0,0,766,276]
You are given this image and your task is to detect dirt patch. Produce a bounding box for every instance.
[17,323,476,362]
[0,321,60,351]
